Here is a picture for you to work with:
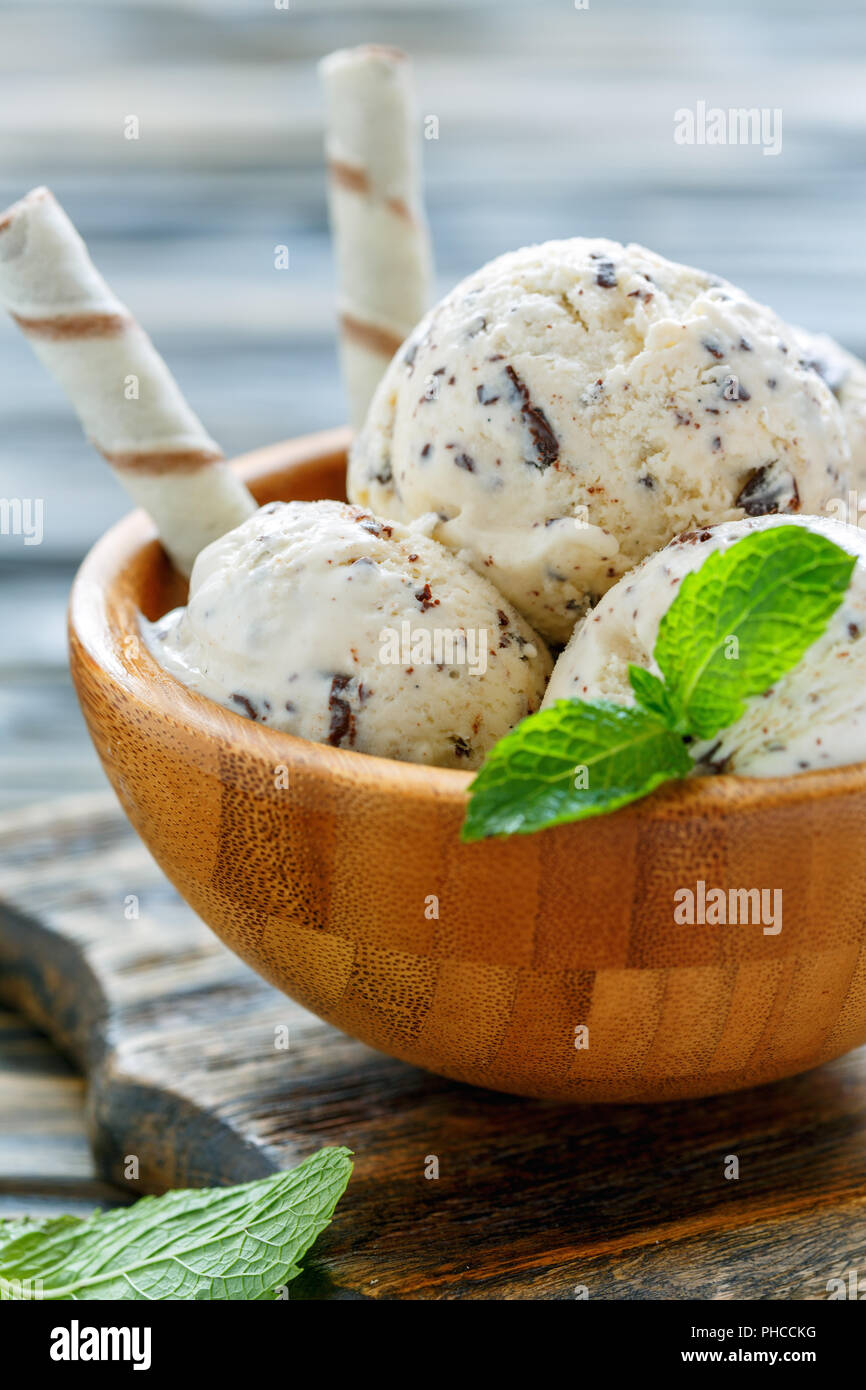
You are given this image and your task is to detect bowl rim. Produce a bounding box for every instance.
[68,426,866,822]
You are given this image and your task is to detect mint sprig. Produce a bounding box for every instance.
[0,1147,352,1300]
[654,526,856,739]
[461,699,692,840]
[627,664,677,724]
[463,526,855,840]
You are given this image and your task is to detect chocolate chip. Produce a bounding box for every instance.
[477,384,500,405]
[357,514,393,539]
[735,463,800,516]
[594,259,618,288]
[504,365,559,470]
[595,261,617,289]
[453,736,472,759]
[373,459,393,486]
[671,529,714,546]
[800,353,847,395]
[703,338,725,360]
[327,674,356,747]
[415,582,439,612]
[455,452,475,472]
[230,693,259,720]
[700,741,733,774]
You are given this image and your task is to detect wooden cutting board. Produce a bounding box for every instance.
[1,793,865,1301]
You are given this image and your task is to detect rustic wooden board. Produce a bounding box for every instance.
[1,793,865,1300]
[0,1003,127,1226]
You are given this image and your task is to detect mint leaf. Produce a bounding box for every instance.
[462,523,857,840]
[628,664,676,723]
[655,526,855,739]
[0,1215,83,1254]
[461,699,692,840]
[0,1147,352,1301]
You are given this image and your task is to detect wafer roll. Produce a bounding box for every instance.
[320,45,432,431]
[0,187,256,574]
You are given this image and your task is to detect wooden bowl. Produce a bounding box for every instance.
[69,429,866,1103]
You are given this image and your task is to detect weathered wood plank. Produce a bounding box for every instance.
[0,1004,125,1220]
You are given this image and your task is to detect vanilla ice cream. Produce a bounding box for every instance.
[794,327,866,492]
[543,514,866,777]
[145,499,551,769]
[349,238,851,643]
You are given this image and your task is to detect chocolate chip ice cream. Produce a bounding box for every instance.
[543,513,866,777]
[145,499,551,769]
[349,238,851,643]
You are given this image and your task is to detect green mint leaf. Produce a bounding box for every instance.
[462,525,856,840]
[462,699,692,840]
[0,1215,83,1258]
[0,1147,352,1301]
[654,525,855,740]
[628,664,677,723]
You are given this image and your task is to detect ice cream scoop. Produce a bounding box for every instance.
[794,327,866,493]
[145,498,551,770]
[348,238,851,644]
[543,513,866,777]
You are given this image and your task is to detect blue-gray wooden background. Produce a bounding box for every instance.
[1,0,865,810]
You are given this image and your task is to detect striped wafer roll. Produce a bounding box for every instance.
[0,187,256,574]
[320,45,433,431]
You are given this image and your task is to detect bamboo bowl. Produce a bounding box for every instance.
[68,428,866,1102]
